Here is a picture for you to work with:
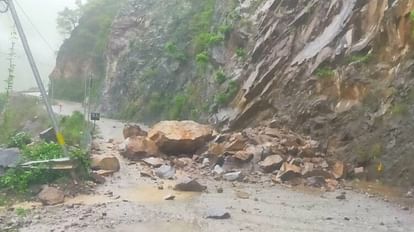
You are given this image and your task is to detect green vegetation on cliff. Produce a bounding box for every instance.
[52,0,125,102]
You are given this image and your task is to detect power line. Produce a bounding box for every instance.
[14,0,56,52]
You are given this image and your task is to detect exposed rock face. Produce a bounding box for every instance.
[38,187,65,206]
[148,121,214,155]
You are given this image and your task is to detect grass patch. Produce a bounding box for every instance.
[348,53,372,64]
[315,67,335,79]
[390,103,409,116]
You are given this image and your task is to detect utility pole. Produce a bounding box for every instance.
[3,0,67,153]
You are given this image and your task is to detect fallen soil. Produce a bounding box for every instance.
[1,101,413,232]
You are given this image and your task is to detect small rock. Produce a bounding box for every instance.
[90,155,120,172]
[305,176,325,188]
[38,186,65,205]
[406,189,413,198]
[155,165,176,179]
[202,158,210,167]
[174,177,206,192]
[212,165,224,175]
[95,169,116,177]
[217,187,223,193]
[336,192,346,200]
[258,155,284,173]
[236,191,250,199]
[142,157,165,168]
[206,208,231,219]
[332,161,345,179]
[223,171,242,181]
[401,206,409,211]
[123,124,147,138]
[175,157,193,168]
[276,163,301,182]
[354,167,365,177]
[164,194,176,200]
[233,151,253,162]
[90,172,105,184]
[344,217,350,221]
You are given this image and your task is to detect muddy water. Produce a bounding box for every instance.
[117,221,201,232]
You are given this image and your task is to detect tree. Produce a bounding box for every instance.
[57,6,82,37]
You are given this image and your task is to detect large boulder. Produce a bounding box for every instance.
[90,155,120,172]
[123,124,147,139]
[38,186,65,205]
[120,136,159,160]
[148,121,214,155]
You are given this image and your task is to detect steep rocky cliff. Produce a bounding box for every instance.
[51,0,414,187]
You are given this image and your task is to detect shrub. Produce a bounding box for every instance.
[0,142,89,192]
[196,51,209,65]
[164,42,187,61]
[60,111,86,146]
[215,69,227,85]
[236,48,246,58]
[215,80,239,106]
[7,132,32,149]
[218,24,232,36]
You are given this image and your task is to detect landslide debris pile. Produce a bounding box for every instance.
[119,121,348,191]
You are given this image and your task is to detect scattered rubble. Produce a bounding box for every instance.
[118,121,353,192]
[38,186,65,205]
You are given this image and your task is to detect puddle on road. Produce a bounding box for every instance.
[65,185,200,205]
[117,221,201,232]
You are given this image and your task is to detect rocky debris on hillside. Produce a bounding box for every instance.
[38,186,65,205]
[119,121,348,192]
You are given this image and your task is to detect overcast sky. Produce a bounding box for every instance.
[0,0,77,91]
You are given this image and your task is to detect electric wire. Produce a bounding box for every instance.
[14,0,56,52]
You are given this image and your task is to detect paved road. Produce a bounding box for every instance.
[52,100,126,140]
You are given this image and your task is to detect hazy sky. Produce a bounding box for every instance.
[0,0,77,91]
